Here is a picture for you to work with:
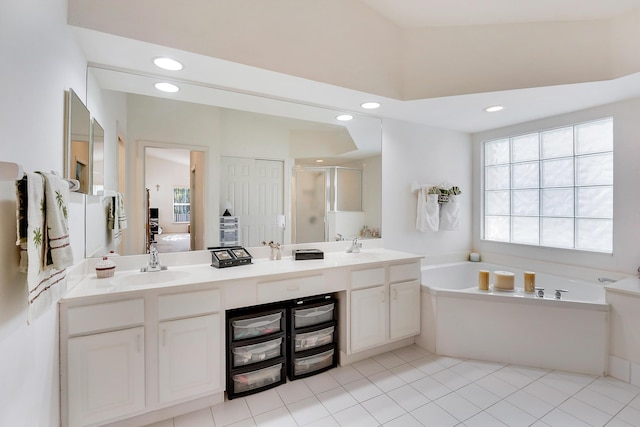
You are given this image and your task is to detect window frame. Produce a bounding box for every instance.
[172,186,191,224]
[481,117,613,254]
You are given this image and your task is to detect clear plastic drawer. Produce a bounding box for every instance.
[293,349,335,376]
[232,363,283,394]
[232,312,282,340]
[294,326,335,352]
[293,303,334,328]
[232,337,283,367]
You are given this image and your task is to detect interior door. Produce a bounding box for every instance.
[220,157,284,247]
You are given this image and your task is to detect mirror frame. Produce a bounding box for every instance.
[64,88,91,194]
[90,118,104,195]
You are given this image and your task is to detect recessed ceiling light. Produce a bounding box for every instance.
[484,105,504,113]
[336,114,354,121]
[315,159,324,163]
[361,102,381,110]
[154,82,180,93]
[153,57,183,71]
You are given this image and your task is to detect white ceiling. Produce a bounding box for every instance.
[361,0,640,27]
[73,0,640,134]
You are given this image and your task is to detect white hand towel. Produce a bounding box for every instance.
[16,173,68,323]
[116,192,128,230]
[425,193,440,232]
[39,172,74,269]
[440,194,460,231]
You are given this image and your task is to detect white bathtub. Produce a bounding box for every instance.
[418,261,610,376]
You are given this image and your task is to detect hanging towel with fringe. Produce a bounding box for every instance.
[16,172,71,323]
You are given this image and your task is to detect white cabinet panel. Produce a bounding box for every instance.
[351,267,385,290]
[158,288,221,321]
[158,314,222,403]
[67,299,144,336]
[390,281,421,340]
[67,327,145,427]
[350,286,387,352]
[257,275,324,303]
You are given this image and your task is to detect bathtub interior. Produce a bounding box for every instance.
[421,261,606,303]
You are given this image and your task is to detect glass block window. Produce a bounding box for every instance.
[483,118,613,253]
[173,187,190,223]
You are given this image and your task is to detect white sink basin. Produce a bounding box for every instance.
[112,270,191,287]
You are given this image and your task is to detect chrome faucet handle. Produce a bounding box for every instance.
[535,287,545,298]
[554,289,568,300]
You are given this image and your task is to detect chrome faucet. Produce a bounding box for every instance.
[346,237,362,253]
[141,244,167,272]
[597,277,617,284]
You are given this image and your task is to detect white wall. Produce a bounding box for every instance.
[473,97,640,275]
[0,0,88,425]
[381,119,473,261]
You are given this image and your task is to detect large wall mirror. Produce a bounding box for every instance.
[64,89,91,194]
[87,66,382,256]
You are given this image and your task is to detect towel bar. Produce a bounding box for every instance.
[1,161,80,191]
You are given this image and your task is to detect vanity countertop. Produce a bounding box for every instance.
[63,248,423,301]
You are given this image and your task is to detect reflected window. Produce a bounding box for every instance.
[173,187,190,223]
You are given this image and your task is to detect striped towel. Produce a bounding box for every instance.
[16,173,70,323]
[108,192,128,244]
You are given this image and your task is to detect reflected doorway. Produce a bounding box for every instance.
[144,147,205,253]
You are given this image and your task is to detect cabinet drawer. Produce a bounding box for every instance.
[232,337,283,368]
[292,348,335,377]
[67,299,144,336]
[257,275,324,303]
[158,289,221,320]
[231,362,284,394]
[293,303,335,328]
[389,262,420,283]
[351,267,385,290]
[231,312,283,341]
[294,325,335,352]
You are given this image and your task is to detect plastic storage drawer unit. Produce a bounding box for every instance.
[232,337,283,368]
[293,302,334,328]
[294,325,335,352]
[292,348,336,377]
[231,312,282,341]
[232,362,284,394]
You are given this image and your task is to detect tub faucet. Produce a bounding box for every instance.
[555,289,568,300]
[346,237,362,253]
[597,277,616,284]
[141,244,167,272]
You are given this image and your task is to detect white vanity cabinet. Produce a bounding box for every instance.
[389,280,421,340]
[350,285,388,352]
[157,289,223,403]
[63,299,145,427]
[349,261,421,354]
[388,262,421,340]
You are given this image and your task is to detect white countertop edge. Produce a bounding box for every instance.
[63,248,423,301]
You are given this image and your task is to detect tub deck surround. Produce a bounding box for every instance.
[419,261,610,376]
[605,277,640,385]
[59,248,423,427]
[606,276,640,297]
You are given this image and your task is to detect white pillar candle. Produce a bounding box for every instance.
[494,271,515,291]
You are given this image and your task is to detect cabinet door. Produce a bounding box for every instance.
[350,286,387,353]
[67,327,145,427]
[158,314,222,403]
[390,280,421,340]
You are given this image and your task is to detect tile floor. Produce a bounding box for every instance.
[145,345,640,427]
